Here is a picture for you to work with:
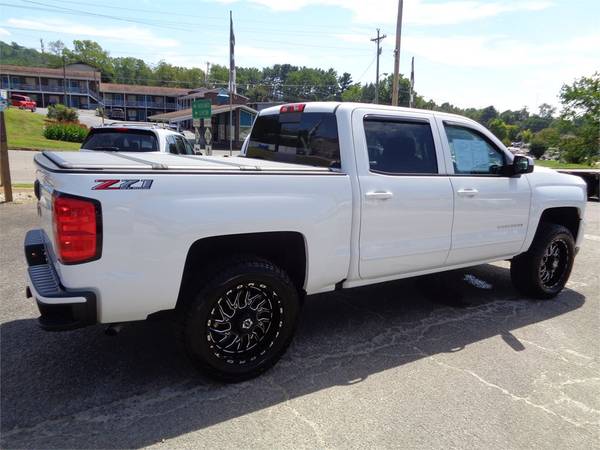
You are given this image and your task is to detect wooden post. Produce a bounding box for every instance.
[0,111,13,202]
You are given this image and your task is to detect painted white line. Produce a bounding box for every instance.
[584,234,600,242]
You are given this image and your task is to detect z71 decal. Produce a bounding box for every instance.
[92,179,154,190]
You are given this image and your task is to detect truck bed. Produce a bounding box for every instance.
[36,151,337,174]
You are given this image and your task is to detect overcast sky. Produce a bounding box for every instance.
[1,0,598,112]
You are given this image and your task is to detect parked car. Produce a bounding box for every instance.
[80,123,195,154]
[10,94,36,111]
[107,108,125,120]
[25,102,587,382]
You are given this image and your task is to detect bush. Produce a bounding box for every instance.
[43,122,88,143]
[529,138,548,159]
[47,104,79,122]
[560,136,589,164]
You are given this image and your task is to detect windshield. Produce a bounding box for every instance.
[81,129,159,152]
[246,112,340,168]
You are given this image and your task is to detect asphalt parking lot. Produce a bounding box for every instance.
[1,200,598,449]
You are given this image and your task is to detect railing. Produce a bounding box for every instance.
[104,100,125,107]
[2,82,39,91]
[1,82,94,95]
[40,85,65,93]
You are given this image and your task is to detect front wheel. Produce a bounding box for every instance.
[178,257,300,382]
[511,224,575,299]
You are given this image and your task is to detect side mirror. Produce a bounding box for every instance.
[513,155,534,175]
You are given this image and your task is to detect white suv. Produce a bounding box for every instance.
[80,123,195,155]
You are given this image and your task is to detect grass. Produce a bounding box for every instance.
[4,108,81,151]
[12,183,34,189]
[534,160,593,169]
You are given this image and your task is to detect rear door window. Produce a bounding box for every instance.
[247,112,340,167]
[364,119,438,174]
[82,129,159,152]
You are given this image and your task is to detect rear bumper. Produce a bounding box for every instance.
[24,229,97,331]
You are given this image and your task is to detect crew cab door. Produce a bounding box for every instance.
[437,119,531,264]
[353,109,454,279]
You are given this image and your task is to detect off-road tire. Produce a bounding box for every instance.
[511,223,575,299]
[177,257,300,382]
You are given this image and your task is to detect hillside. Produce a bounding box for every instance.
[4,108,81,151]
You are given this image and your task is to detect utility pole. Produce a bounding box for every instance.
[370,28,386,104]
[391,0,404,106]
[205,62,210,85]
[62,53,68,106]
[409,57,415,108]
[0,111,13,202]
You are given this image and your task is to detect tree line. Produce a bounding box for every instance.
[2,40,598,164]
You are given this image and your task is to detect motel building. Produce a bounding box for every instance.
[0,63,257,149]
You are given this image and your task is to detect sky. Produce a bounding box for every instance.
[0,0,598,113]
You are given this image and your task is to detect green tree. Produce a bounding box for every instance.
[0,41,60,66]
[560,136,588,163]
[113,57,153,85]
[506,124,519,141]
[488,118,508,141]
[479,105,498,126]
[521,115,553,132]
[245,85,271,102]
[529,137,548,159]
[341,84,362,102]
[559,72,600,162]
[535,127,561,148]
[338,72,353,98]
[520,129,533,143]
[538,103,556,119]
[48,40,65,56]
[209,64,229,85]
[68,40,114,81]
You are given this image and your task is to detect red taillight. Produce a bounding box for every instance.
[280,103,306,113]
[53,194,101,264]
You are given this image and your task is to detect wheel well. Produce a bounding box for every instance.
[539,207,581,240]
[176,232,307,309]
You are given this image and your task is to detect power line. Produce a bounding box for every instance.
[10,0,377,38]
[357,55,377,83]
[2,25,372,57]
[28,0,378,33]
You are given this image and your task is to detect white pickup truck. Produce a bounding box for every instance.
[25,102,587,382]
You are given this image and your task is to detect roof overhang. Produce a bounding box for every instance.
[148,104,257,123]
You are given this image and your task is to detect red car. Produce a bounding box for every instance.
[10,94,36,112]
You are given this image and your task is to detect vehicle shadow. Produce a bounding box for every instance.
[0,263,586,449]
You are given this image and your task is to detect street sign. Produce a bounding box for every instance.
[204,127,212,145]
[193,118,201,128]
[192,99,211,119]
[0,89,7,112]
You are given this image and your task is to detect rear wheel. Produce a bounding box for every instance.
[511,224,575,299]
[178,257,300,382]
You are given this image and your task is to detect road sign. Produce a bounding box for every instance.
[192,99,211,119]
[204,127,212,145]
[0,89,7,112]
[193,118,201,128]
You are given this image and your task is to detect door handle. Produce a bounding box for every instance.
[365,190,394,200]
[457,188,479,197]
